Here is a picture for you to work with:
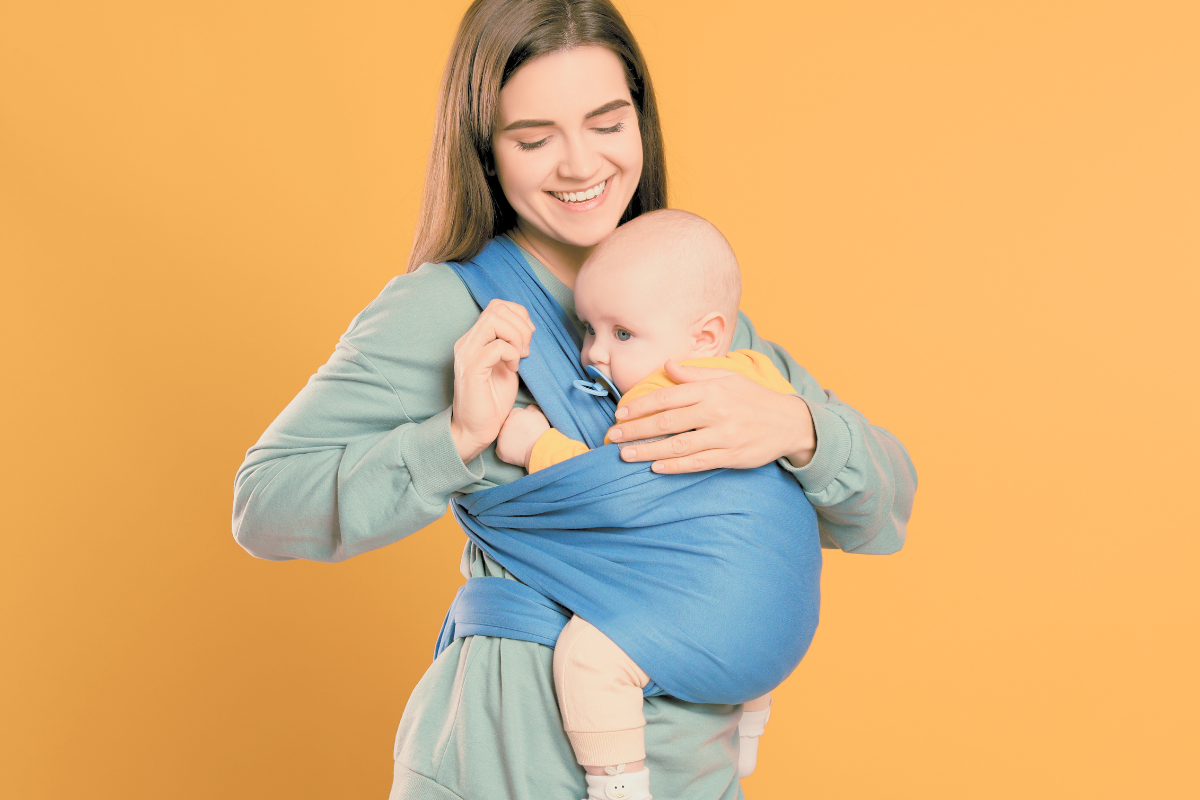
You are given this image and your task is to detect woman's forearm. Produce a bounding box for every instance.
[781,391,917,554]
[231,264,501,562]
[734,312,918,554]
[234,407,483,562]
[231,306,486,562]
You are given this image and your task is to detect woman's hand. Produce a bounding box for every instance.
[449,299,536,463]
[607,361,816,474]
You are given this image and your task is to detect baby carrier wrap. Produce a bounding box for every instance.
[435,238,822,704]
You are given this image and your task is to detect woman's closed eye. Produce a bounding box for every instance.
[583,321,595,335]
[517,120,622,150]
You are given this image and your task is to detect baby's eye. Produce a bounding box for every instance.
[583,321,595,335]
[614,327,632,341]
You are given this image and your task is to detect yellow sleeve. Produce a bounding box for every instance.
[723,350,799,395]
[616,375,673,404]
[637,351,797,396]
[528,428,591,473]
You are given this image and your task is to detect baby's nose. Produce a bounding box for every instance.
[584,340,607,365]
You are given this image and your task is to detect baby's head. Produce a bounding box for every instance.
[575,209,741,394]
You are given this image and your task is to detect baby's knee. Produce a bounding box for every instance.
[554,616,648,692]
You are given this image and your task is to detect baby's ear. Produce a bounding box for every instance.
[692,312,729,356]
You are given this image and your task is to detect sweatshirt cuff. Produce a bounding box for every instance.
[528,429,565,474]
[400,406,485,502]
[777,398,852,494]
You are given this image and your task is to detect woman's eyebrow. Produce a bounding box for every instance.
[584,99,631,119]
[502,99,632,131]
[503,118,553,131]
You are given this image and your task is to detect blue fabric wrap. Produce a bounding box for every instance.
[438,238,822,705]
[436,577,572,652]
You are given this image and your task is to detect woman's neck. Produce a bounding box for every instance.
[509,220,593,290]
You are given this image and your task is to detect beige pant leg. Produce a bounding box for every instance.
[743,692,773,711]
[553,615,650,767]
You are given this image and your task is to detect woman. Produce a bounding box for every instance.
[233,1,916,798]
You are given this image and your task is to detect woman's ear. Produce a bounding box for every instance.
[691,312,729,357]
[483,153,497,177]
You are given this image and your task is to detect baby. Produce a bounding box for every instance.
[497,210,787,800]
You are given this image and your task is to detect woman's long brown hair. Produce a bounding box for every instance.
[407,0,668,271]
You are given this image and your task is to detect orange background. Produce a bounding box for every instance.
[2,1,1197,797]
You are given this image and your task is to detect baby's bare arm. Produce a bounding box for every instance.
[496,405,551,470]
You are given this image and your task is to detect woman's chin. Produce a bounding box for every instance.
[527,196,636,249]
[538,218,622,251]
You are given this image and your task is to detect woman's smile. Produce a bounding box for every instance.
[548,177,611,212]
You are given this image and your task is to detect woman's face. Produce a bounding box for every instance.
[492,46,644,252]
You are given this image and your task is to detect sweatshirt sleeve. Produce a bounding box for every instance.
[733,311,918,555]
[232,264,488,562]
[528,429,591,473]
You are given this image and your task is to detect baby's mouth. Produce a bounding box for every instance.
[549,178,607,204]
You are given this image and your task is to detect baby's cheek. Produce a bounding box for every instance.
[613,356,649,395]
[610,374,632,396]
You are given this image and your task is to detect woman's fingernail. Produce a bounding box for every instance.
[622,448,636,459]
[609,428,623,441]
[615,408,628,419]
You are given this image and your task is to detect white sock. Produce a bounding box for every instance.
[737,706,771,779]
[584,765,652,800]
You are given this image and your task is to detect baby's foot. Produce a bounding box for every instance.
[737,705,772,779]
[584,764,652,800]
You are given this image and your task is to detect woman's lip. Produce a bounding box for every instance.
[546,177,612,213]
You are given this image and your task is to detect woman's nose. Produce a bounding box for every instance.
[559,132,602,181]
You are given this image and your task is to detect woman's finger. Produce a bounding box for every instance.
[608,384,740,444]
[457,307,535,359]
[617,426,729,464]
[460,299,534,345]
[485,299,536,340]
[485,300,536,341]
[477,305,534,353]
[649,448,736,475]
[607,404,705,445]
[609,382,705,427]
[475,340,523,374]
[486,298,535,330]
[471,338,524,373]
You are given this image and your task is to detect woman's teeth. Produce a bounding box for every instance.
[551,179,606,203]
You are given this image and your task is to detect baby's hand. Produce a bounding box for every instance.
[496,405,551,470]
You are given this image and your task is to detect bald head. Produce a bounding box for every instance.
[581,209,742,339]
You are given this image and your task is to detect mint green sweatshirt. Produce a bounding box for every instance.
[233,242,916,799]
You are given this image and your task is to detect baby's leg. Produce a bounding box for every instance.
[738,692,774,779]
[554,616,653,799]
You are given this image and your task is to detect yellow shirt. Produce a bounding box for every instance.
[528,349,797,473]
